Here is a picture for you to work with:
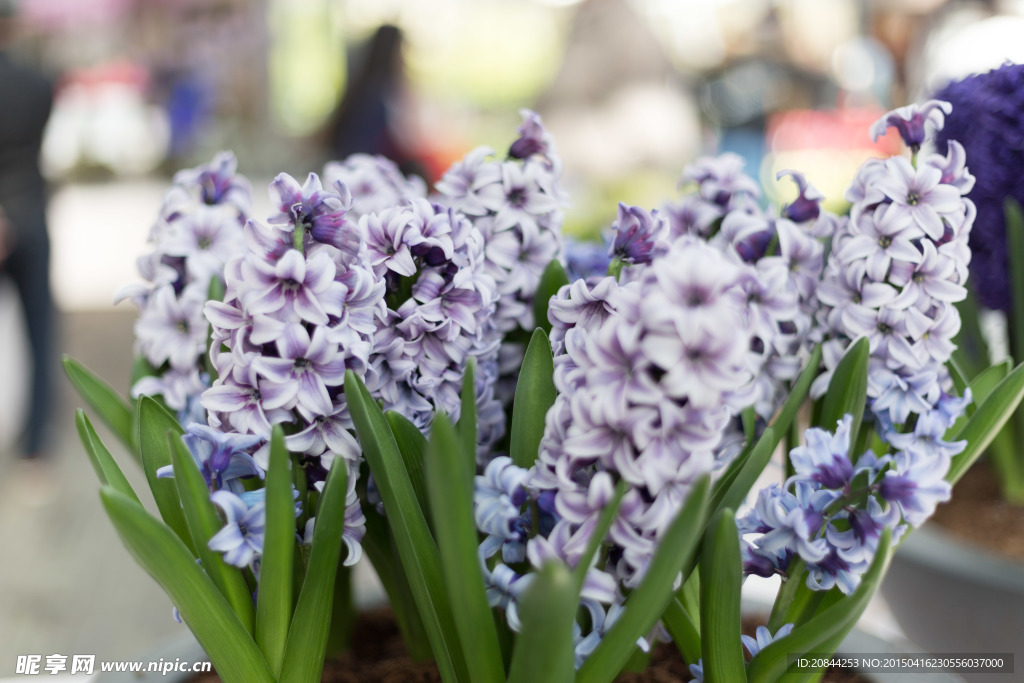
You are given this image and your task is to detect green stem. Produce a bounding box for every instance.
[987,421,1024,504]
[767,559,806,631]
[1005,198,1024,368]
[608,257,625,280]
[326,564,354,655]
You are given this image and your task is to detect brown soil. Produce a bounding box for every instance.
[931,460,1024,562]
[189,610,864,682]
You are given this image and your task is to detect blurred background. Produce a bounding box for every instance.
[1,0,1023,672]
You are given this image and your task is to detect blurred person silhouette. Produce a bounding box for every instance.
[326,24,427,180]
[0,0,56,466]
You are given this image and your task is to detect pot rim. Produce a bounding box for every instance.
[895,523,1024,594]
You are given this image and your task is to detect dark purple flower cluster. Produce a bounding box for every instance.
[932,64,1024,312]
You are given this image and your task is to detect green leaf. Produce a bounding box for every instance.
[952,287,991,381]
[814,337,869,438]
[948,361,1024,485]
[255,426,294,678]
[130,355,158,387]
[766,560,826,633]
[280,459,351,683]
[510,328,556,469]
[948,355,970,399]
[572,480,628,591]
[966,359,1011,410]
[100,488,273,683]
[63,355,136,460]
[578,477,710,683]
[532,259,570,336]
[741,406,756,447]
[746,529,893,683]
[426,414,504,683]
[661,598,702,669]
[385,411,430,520]
[507,562,576,683]
[169,435,255,635]
[1006,197,1024,370]
[458,357,478,470]
[708,345,821,535]
[344,371,465,683]
[710,426,775,520]
[137,396,194,554]
[698,508,746,683]
[74,410,141,505]
[769,344,822,434]
[360,505,433,660]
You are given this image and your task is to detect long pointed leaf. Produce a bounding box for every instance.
[766,560,826,633]
[426,414,504,683]
[815,337,869,437]
[769,344,822,433]
[255,425,294,678]
[74,410,140,505]
[948,355,970,399]
[344,371,465,682]
[572,481,627,591]
[710,426,776,518]
[662,598,702,668]
[360,504,432,660]
[707,346,820,519]
[948,361,1024,484]
[965,359,1010,410]
[1006,198,1024,370]
[170,436,255,635]
[458,357,478,469]
[746,529,893,682]
[100,488,273,683]
[577,477,711,683]
[510,328,556,469]
[137,396,194,554]
[280,460,350,683]
[385,411,430,517]
[507,562,576,683]
[532,259,570,336]
[952,287,990,380]
[63,355,136,459]
[698,508,746,683]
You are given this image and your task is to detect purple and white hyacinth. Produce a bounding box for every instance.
[741,101,974,594]
[436,110,569,404]
[200,171,383,568]
[117,152,252,418]
[359,196,505,454]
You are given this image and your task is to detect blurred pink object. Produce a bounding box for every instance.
[20,0,133,29]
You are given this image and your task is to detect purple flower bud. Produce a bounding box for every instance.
[508,109,552,161]
[869,100,952,150]
[777,169,823,223]
[609,203,669,266]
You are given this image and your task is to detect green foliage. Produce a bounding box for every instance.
[510,328,557,469]
[426,414,505,683]
[100,488,273,683]
[63,355,136,459]
[256,426,296,677]
[532,260,570,336]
